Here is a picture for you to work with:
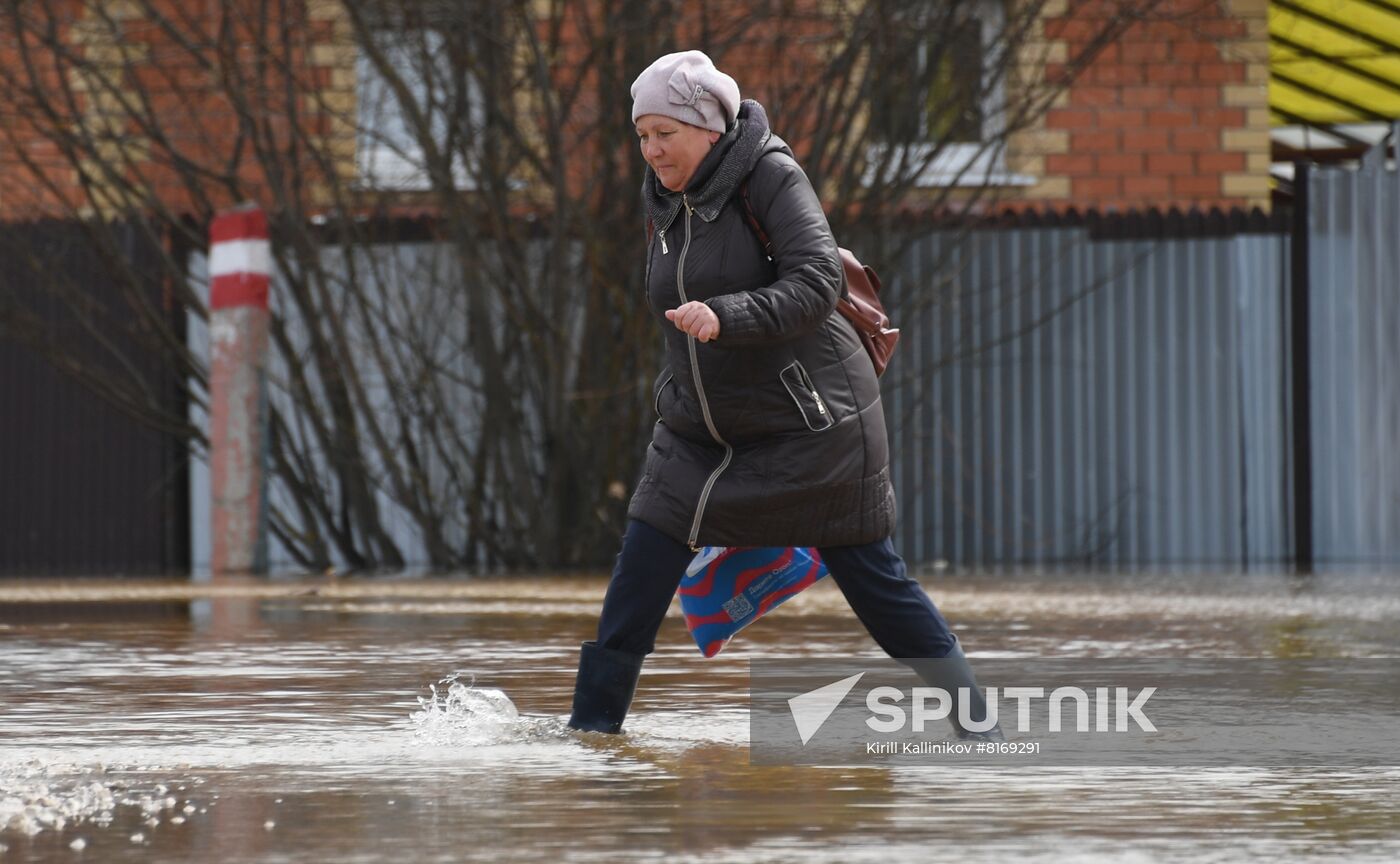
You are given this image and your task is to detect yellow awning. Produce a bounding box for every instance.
[1270,0,1400,126]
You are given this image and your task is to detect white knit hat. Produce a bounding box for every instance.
[630,50,740,134]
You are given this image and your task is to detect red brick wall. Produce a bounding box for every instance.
[1011,0,1271,212]
[0,0,346,219]
[0,0,1274,221]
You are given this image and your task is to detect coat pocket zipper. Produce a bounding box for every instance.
[653,371,674,418]
[780,361,835,432]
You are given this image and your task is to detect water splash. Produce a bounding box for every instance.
[0,762,191,838]
[410,673,523,745]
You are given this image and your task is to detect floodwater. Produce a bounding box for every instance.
[2,569,1400,862]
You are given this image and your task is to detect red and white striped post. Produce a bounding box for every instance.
[208,204,271,575]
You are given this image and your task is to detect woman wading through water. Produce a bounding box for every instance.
[567,51,1002,742]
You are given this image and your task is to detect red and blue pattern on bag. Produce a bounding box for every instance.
[678,546,829,657]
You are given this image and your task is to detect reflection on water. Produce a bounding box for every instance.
[1,571,1399,862]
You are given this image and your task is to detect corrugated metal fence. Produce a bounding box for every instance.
[881,212,1294,567]
[0,221,187,576]
[883,133,1399,569]
[1308,128,1400,565]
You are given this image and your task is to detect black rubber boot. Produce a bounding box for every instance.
[911,637,1006,742]
[567,640,645,733]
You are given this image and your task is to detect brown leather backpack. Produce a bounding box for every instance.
[739,180,899,377]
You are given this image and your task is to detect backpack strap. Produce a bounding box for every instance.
[738,179,772,256]
[738,174,849,301]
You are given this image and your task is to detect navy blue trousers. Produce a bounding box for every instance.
[595,519,957,659]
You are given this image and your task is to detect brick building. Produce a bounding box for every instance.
[0,0,1285,222]
[1009,0,1271,211]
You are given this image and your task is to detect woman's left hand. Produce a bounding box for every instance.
[665,301,721,343]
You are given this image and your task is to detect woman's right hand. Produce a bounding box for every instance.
[665,301,721,343]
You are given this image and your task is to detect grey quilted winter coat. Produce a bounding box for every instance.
[626,100,895,549]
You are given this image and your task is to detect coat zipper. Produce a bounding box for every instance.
[653,370,673,418]
[678,193,732,550]
[800,364,829,417]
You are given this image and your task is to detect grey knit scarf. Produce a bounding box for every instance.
[643,99,773,234]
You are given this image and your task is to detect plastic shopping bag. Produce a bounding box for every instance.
[678,546,829,657]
